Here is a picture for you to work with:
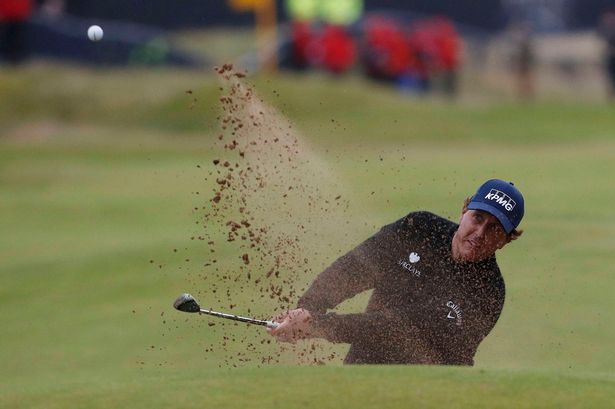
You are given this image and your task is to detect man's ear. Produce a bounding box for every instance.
[459,202,469,223]
[460,196,473,223]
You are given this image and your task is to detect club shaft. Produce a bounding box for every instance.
[199,308,273,327]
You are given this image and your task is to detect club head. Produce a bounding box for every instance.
[173,293,201,313]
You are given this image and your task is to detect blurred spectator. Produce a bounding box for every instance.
[408,17,461,96]
[510,22,535,99]
[288,20,312,69]
[429,17,461,96]
[314,24,356,73]
[284,0,361,74]
[408,17,459,94]
[407,20,438,92]
[0,0,33,64]
[317,0,361,74]
[362,16,414,82]
[286,22,357,74]
[598,9,615,99]
[283,3,462,92]
[285,0,316,69]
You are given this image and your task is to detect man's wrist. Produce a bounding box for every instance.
[307,313,331,340]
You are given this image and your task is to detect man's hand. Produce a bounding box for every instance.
[268,308,319,343]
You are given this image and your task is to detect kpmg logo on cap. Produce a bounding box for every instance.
[485,189,516,211]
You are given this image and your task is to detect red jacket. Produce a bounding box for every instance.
[319,25,356,74]
[364,17,414,78]
[0,0,33,21]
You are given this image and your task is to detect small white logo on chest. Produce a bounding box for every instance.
[398,252,422,277]
[446,301,463,326]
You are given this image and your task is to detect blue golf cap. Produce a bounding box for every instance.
[467,179,525,234]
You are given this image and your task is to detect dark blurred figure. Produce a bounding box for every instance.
[360,15,461,95]
[408,17,461,95]
[284,0,316,69]
[511,22,535,99]
[598,9,615,99]
[0,0,33,64]
[362,16,414,82]
[288,20,312,70]
[429,17,461,96]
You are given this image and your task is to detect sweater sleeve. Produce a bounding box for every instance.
[310,310,427,344]
[310,279,504,354]
[297,223,396,315]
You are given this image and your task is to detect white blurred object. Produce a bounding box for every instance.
[87,25,103,42]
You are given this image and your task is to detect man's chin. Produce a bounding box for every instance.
[458,249,485,263]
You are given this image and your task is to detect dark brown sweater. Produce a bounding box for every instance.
[298,211,505,365]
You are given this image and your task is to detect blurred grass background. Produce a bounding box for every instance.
[1,29,615,408]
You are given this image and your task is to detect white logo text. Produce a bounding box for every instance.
[484,189,516,211]
[446,301,463,326]
[398,252,422,277]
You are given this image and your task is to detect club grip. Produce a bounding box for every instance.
[265,321,279,329]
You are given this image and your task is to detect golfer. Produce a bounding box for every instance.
[269,179,525,365]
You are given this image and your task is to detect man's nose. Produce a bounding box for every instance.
[475,224,488,240]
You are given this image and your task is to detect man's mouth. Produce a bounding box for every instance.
[466,239,482,250]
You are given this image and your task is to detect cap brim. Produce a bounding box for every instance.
[467,202,514,234]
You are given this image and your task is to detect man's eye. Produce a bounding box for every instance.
[489,223,502,233]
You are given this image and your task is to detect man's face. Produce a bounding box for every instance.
[452,209,509,262]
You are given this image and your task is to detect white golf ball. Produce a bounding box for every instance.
[87,25,103,42]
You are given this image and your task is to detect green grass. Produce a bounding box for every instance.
[1,64,615,408]
[3,366,614,409]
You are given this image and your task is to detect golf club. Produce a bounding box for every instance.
[173,293,278,329]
